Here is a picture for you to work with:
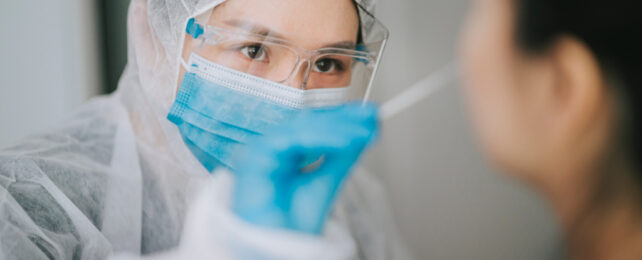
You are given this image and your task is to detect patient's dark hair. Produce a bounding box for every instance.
[516,0,642,182]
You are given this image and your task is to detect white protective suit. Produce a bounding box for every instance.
[0,0,412,259]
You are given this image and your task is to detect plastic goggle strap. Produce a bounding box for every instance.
[186,18,204,39]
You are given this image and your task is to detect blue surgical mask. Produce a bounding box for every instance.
[168,54,350,172]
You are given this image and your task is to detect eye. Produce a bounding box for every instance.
[240,44,268,61]
[313,58,344,73]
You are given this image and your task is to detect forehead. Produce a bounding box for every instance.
[207,0,360,49]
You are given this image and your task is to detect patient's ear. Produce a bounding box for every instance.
[547,36,609,147]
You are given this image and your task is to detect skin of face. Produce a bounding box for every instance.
[459,0,611,181]
[179,0,360,89]
[460,0,543,178]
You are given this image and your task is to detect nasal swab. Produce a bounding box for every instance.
[379,62,458,121]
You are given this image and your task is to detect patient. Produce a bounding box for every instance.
[461,0,642,258]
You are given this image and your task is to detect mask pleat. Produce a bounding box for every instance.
[167,53,351,172]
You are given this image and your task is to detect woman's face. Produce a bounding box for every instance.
[460,0,555,177]
[181,0,360,89]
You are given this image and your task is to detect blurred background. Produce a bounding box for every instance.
[0,0,561,259]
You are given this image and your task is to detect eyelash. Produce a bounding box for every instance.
[229,43,350,74]
[322,59,345,72]
[234,43,268,59]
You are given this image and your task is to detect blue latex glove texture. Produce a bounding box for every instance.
[232,103,380,234]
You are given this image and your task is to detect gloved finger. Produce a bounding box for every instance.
[268,122,378,176]
[281,105,378,148]
[296,142,366,191]
[285,149,368,233]
[288,123,375,149]
[235,103,379,178]
[231,143,367,229]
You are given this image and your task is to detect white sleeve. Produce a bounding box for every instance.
[110,169,357,260]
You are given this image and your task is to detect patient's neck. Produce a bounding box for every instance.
[542,158,642,259]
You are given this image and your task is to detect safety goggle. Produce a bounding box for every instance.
[181,3,388,99]
[185,19,377,90]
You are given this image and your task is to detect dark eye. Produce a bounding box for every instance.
[313,58,344,73]
[240,44,267,61]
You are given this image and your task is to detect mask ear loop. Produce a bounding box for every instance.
[183,17,205,72]
[173,57,193,101]
[174,18,206,100]
[180,58,192,72]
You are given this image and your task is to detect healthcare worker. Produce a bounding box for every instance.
[0,0,412,259]
[228,0,642,259]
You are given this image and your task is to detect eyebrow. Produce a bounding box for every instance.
[224,19,286,39]
[322,41,357,50]
[224,19,357,50]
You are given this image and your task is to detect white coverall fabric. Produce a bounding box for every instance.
[0,0,412,259]
[111,169,359,260]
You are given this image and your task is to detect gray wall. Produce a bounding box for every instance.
[363,0,562,259]
[0,0,102,148]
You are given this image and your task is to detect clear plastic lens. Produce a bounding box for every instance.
[184,3,388,98]
[191,36,370,90]
[194,36,300,83]
[308,54,355,88]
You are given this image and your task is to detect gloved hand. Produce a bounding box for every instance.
[231,103,380,235]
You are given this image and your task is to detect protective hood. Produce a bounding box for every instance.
[116,0,379,172]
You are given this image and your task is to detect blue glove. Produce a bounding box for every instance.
[232,103,380,235]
